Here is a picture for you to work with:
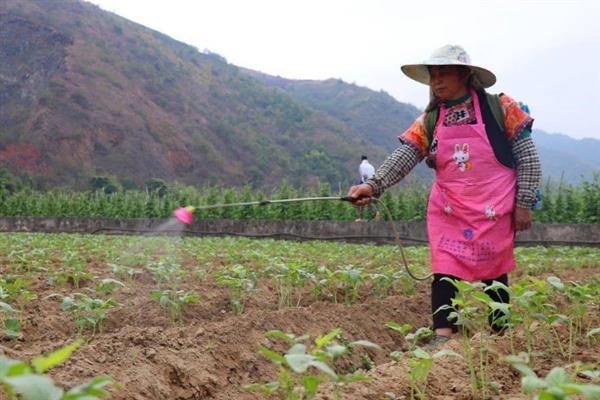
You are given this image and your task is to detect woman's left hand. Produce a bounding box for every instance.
[514,207,532,231]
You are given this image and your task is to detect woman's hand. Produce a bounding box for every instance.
[347,184,373,206]
[514,207,532,231]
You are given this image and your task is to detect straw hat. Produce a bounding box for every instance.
[401,45,496,88]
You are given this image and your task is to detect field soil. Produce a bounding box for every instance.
[1,251,599,399]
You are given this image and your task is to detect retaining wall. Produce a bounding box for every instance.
[0,217,598,247]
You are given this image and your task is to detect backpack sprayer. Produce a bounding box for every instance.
[173,196,432,281]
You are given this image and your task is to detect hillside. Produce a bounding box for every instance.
[0,0,596,190]
[0,0,394,189]
[241,69,433,182]
[533,130,600,183]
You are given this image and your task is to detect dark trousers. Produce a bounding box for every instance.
[431,273,509,333]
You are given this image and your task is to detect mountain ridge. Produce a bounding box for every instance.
[0,0,597,190]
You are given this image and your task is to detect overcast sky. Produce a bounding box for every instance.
[88,0,600,140]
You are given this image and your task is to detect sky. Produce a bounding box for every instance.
[88,0,600,139]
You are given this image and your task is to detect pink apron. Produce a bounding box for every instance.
[427,90,516,281]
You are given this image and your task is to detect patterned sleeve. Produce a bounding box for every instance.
[512,133,542,209]
[365,144,423,197]
[398,113,430,157]
[500,94,534,142]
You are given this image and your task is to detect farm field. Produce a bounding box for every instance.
[0,233,599,399]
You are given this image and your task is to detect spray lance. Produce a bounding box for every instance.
[173,195,432,281]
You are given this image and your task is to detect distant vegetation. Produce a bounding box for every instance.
[0,170,598,223]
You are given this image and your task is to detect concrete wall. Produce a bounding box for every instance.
[0,217,598,247]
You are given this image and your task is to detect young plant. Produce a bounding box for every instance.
[149,289,199,324]
[57,293,118,335]
[507,353,600,399]
[436,278,502,400]
[0,339,115,399]
[95,278,126,296]
[214,264,258,314]
[244,329,379,399]
[387,323,461,400]
[333,265,366,305]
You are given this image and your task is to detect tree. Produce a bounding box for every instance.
[88,176,122,194]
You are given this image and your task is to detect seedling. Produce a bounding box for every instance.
[0,339,115,399]
[245,329,379,399]
[51,293,118,335]
[215,264,258,314]
[387,323,461,400]
[149,289,199,324]
[506,353,600,399]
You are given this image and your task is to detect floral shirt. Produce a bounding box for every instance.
[400,94,533,157]
[366,93,541,209]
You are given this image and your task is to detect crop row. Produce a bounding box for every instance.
[0,174,599,222]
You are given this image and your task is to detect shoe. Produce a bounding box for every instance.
[355,218,364,222]
[424,334,450,349]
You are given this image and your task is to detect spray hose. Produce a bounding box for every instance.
[175,196,432,282]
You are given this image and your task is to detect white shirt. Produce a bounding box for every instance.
[359,160,375,183]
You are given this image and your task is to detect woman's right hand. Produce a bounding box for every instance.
[347,184,373,206]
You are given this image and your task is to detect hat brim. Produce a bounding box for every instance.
[401,62,496,88]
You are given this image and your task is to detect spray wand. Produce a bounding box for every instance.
[173,196,432,281]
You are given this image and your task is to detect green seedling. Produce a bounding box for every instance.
[437,278,507,400]
[245,328,379,399]
[333,265,366,305]
[96,278,126,296]
[149,289,199,324]
[0,339,115,399]
[265,261,312,308]
[53,293,118,335]
[107,263,142,280]
[506,353,600,399]
[215,264,258,314]
[387,323,460,400]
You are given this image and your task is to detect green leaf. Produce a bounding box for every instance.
[5,318,20,339]
[0,357,31,377]
[302,375,323,396]
[32,340,83,374]
[432,349,462,359]
[264,330,296,343]
[288,343,307,355]
[285,354,313,373]
[471,291,493,303]
[385,322,412,334]
[0,301,16,313]
[521,375,547,394]
[63,375,114,399]
[326,344,347,359]
[308,360,337,379]
[511,362,536,378]
[547,276,565,290]
[545,367,568,386]
[586,327,600,337]
[1,374,63,400]
[349,340,381,350]
[315,328,341,349]
[257,345,285,365]
[412,348,431,360]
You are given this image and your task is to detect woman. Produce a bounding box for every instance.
[348,45,541,345]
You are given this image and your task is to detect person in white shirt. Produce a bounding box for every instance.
[357,156,379,221]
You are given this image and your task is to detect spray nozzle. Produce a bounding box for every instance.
[173,206,195,225]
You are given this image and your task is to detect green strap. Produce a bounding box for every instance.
[486,92,505,131]
[423,92,505,147]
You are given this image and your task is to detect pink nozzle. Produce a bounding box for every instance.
[173,206,194,225]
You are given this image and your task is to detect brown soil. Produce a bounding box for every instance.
[2,262,600,400]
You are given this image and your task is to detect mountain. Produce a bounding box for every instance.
[241,69,433,182]
[533,130,600,184]
[0,0,398,189]
[1,0,596,190]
